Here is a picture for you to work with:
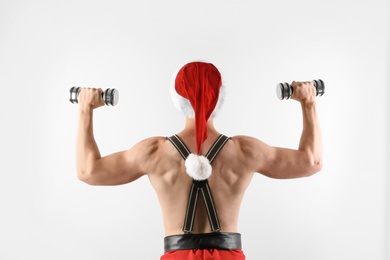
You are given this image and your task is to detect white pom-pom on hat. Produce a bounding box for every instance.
[185,154,212,180]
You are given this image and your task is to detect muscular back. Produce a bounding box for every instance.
[147,134,255,236]
[76,82,322,237]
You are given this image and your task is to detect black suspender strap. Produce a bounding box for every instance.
[167,134,230,233]
[166,135,191,160]
[183,180,220,233]
[205,134,231,164]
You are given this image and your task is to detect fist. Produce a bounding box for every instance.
[78,88,105,111]
[290,81,316,104]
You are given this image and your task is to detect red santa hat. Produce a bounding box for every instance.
[171,61,226,180]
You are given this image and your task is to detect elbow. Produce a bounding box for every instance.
[305,157,323,177]
[77,169,91,184]
[76,159,102,185]
[312,153,323,173]
[77,169,99,185]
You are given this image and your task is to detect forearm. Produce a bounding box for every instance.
[76,109,101,178]
[298,102,323,171]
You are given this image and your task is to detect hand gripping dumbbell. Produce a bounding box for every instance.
[69,87,119,106]
[276,79,325,100]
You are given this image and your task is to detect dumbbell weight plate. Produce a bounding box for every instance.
[103,88,119,106]
[313,79,325,97]
[276,82,292,100]
[69,86,82,104]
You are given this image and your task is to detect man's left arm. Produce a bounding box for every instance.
[75,88,158,185]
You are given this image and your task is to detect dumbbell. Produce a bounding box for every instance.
[276,79,325,100]
[69,87,119,106]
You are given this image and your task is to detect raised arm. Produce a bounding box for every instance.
[235,81,323,179]
[75,88,160,185]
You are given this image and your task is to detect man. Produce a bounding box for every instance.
[75,61,322,259]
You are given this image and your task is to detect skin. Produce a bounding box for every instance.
[76,81,322,236]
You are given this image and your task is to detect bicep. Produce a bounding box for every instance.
[101,149,146,185]
[235,136,314,179]
[80,150,144,186]
[82,138,161,186]
[259,146,313,179]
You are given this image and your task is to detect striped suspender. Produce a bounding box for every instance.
[167,135,190,160]
[166,134,230,233]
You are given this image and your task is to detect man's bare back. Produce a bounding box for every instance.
[76,115,321,235]
[74,62,322,258]
[148,128,254,236]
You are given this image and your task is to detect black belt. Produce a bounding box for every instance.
[164,232,242,252]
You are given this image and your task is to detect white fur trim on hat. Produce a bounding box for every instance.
[185,154,212,180]
[210,84,226,119]
[170,64,226,119]
[170,66,195,118]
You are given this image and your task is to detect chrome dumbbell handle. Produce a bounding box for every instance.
[69,87,119,106]
[276,79,325,100]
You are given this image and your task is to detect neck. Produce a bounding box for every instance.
[177,118,220,153]
[178,118,220,140]
[184,118,216,133]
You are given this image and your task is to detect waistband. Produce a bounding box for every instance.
[164,232,242,252]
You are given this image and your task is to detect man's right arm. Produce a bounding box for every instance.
[235,81,323,179]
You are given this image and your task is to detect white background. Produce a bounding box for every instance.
[0,0,388,259]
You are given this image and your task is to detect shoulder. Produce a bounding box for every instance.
[131,136,186,161]
[135,136,166,148]
[229,135,270,155]
[125,136,171,174]
[125,136,167,163]
[227,135,274,172]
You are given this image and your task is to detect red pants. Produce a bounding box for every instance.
[160,249,246,260]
